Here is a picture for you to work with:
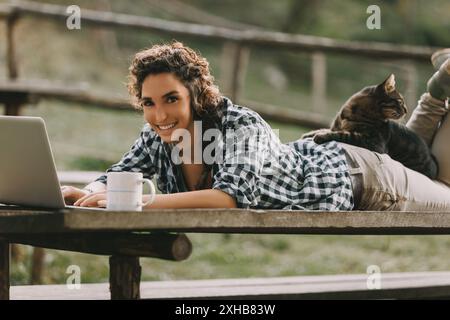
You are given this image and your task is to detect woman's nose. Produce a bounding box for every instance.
[154,105,168,122]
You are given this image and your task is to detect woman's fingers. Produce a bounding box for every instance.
[61,186,88,205]
[98,200,107,208]
[74,192,107,207]
[73,191,95,206]
[73,192,102,206]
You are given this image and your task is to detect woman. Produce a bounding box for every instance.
[62,42,450,211]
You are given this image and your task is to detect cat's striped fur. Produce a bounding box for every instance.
[302,74,438,179]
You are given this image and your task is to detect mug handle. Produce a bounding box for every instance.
[139,178,156,208]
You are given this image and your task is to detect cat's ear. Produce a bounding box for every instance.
[378,74,396,94]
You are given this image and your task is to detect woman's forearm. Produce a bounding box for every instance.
[143,189,237,209]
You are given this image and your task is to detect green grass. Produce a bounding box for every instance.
[11,234,450,285]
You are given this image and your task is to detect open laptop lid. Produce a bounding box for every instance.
[0,115,66,209]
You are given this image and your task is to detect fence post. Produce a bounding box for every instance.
[221,42,250,104]
[0,241,10,300]
[311,51,327,113]
[403,60,418,117]
[5,8,22,116]
[219,42,234,97]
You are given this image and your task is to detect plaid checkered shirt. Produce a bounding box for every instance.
[95,98,354,210]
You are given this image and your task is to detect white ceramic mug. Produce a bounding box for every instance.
[106,172,156,211]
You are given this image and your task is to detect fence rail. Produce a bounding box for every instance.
[0,80,331,128]
[1,1,439,60]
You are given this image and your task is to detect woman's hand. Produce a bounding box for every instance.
[73,191,107,208]
[61,186,90,205]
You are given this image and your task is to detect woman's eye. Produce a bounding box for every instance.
[167,96,178,103]
[142,101,154,107]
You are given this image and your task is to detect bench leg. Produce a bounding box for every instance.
[109,255,141,300]
[0,241,10,300]
[31,247,45,284]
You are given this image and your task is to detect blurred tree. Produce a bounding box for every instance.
[397,0,417,44]
[282,0,322,33]
[92,0,121,60]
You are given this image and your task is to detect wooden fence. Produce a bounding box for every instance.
[0,0,442,125]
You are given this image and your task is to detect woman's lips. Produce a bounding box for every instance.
[157,122,177,130]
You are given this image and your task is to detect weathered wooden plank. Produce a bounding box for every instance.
[1,232,192,261]
[1,208,450,234]
[0,81,131,111]
[109,255,141,300]
[10,271,450,300]
[60,209,450,234]
[8,0,438,61]
[0,208,65,234]
[0,81,330,129]
[0,241,9,300]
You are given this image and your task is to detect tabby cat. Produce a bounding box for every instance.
[302,74,438,179]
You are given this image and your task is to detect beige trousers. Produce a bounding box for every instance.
[340,93,450,211]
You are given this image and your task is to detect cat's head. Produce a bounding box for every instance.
[344,74,408,122]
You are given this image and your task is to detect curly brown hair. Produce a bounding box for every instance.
[127,41,222,117]
[127,41,223,190]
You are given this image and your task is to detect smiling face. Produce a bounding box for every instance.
[140,72,194,143]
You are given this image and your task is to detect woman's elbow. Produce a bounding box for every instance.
[215,190,238,208]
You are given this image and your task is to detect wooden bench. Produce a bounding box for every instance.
[1,207,450,300]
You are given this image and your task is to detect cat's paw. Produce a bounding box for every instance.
[301,131,317,139]
[301,129,329,140]
[313,133,332,144]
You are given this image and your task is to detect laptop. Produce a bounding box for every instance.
[0,115,104,210]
